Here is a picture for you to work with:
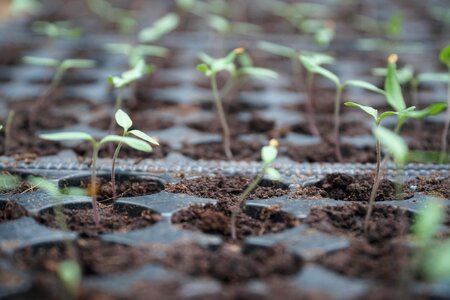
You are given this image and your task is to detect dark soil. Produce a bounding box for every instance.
[13,239,154,275]
[407,176,450,199]
[187,114,274,135]
[294,173,412,202]
[161,243,302,283]
[60,177,163,203]
[172,204,298,241]
[0,201,28,223]
[303,203,412,244]
[286,143,376,163]
[165,175,289,202]
[291,118,371,137]
[180,140,264,161]
[36,204,160,236]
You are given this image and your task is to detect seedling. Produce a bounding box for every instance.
[108,59,153,134]
[111,109,159,201]
[28,177,85,300]
[230,139,281,240]
[31,21,82,40]
[105,43,169,68]
[412,199,450,282]
[439,44,450,163]
[197,48,278,159]
[138,13,180,43]
[86,0,136,33]
[0,173,19,192]
[22,56,96,123]
[39,131,152,226]
[206,14,261,37]
[300,54,384,161]
[258,41,334,136]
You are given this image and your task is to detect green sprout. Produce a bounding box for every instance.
[22,56,96,122]
[206,14,261,37]
[0,173,19,192]
[300,54,385,161]
[86,0,136,33]
[29,177,85,299]
[31,21,82,40]
[258,41,334,136]
[9,0,41,17]
[197,47,278,159]
[111,109,159,201]
[439,44,450,163]
[138,13,180,43]
[230,139,281,240]
[176,0,197,12]
[412,199,450,282]
[105,43,169,68]
[39,131,152,226]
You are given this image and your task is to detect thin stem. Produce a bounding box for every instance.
[211,74,233,159]
[4,110,14,155]
[364,134,381,233]
[91,143,101,226]
[108,88,123,154]
[334,85,343,162]
[440,68,450,163]
[111,142,123,202]
[306,72,320,136]
[231,171,264,240]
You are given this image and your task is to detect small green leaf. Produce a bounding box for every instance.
[129,129,159,145]
[417,72,449,84]
[57,260,82,298]
[300,55,340,86]
[385,56,406,112]
[207,14,230,34]
[261,145,278,164]
[100,135,152,152]
[197,64,209,74]
[23,56,59,67]
[345,80,385,95]
[257,41,296,58]
[344,102,378,122]
[439,44,450,66]
[413,199,445,242]
[138,13,180,43]
[0,175,19,191]
[374,126,408,165]
[302,51,335,65]
[378,111,398,123]
[39,132,94,142]
[109,59,149,88]
[198,53,214,65]
[265,168,281,181]
[403,102,447,120]
[115,109,133,131]
[61,59,96,70]
[239,67,278,79]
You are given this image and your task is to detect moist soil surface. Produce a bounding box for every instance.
[161,243,302,283]
[293,173,412,202]
[286,143,376,163]
[0,201,28,223]
[13,239,154,276]
[180,140,265,161]
[36,204,161,237]
[61,177,164,202]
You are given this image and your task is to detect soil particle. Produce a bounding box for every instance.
[303,203,412,244]
[36,204,160,236]
[13,239,154,276]
[406,176,450,199]
[172,203,298,241]
[304,173,411,202]
[166,175,288,202]
[0,201,28,223]
[161,243,302,283]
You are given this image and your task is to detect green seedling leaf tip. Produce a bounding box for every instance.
[115,109,133,131]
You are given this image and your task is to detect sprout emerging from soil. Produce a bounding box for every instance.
[300,54,384,161]
[439,44,450,163]
[230,139,281,240]
[412,198,450,281]
[111,109,159,201]
[22,56,96,125]
[39,132,152,226]
[197,47,278,159]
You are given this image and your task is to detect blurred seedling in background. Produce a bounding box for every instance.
[300,54,384,161]
[258,41,334,136]
[39,131,152,226]
[86,0,136,33]
[439,44,450,163]
[22,56,96,125]
[197,47,278,159]
[108,59,153,133]
[9,0,41,18]
[31,21,82,40]
[412,199,450,282]
[231,139,281,240]
[111,109,159,201]
[29,177,85,300]
[2,110,15,155]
